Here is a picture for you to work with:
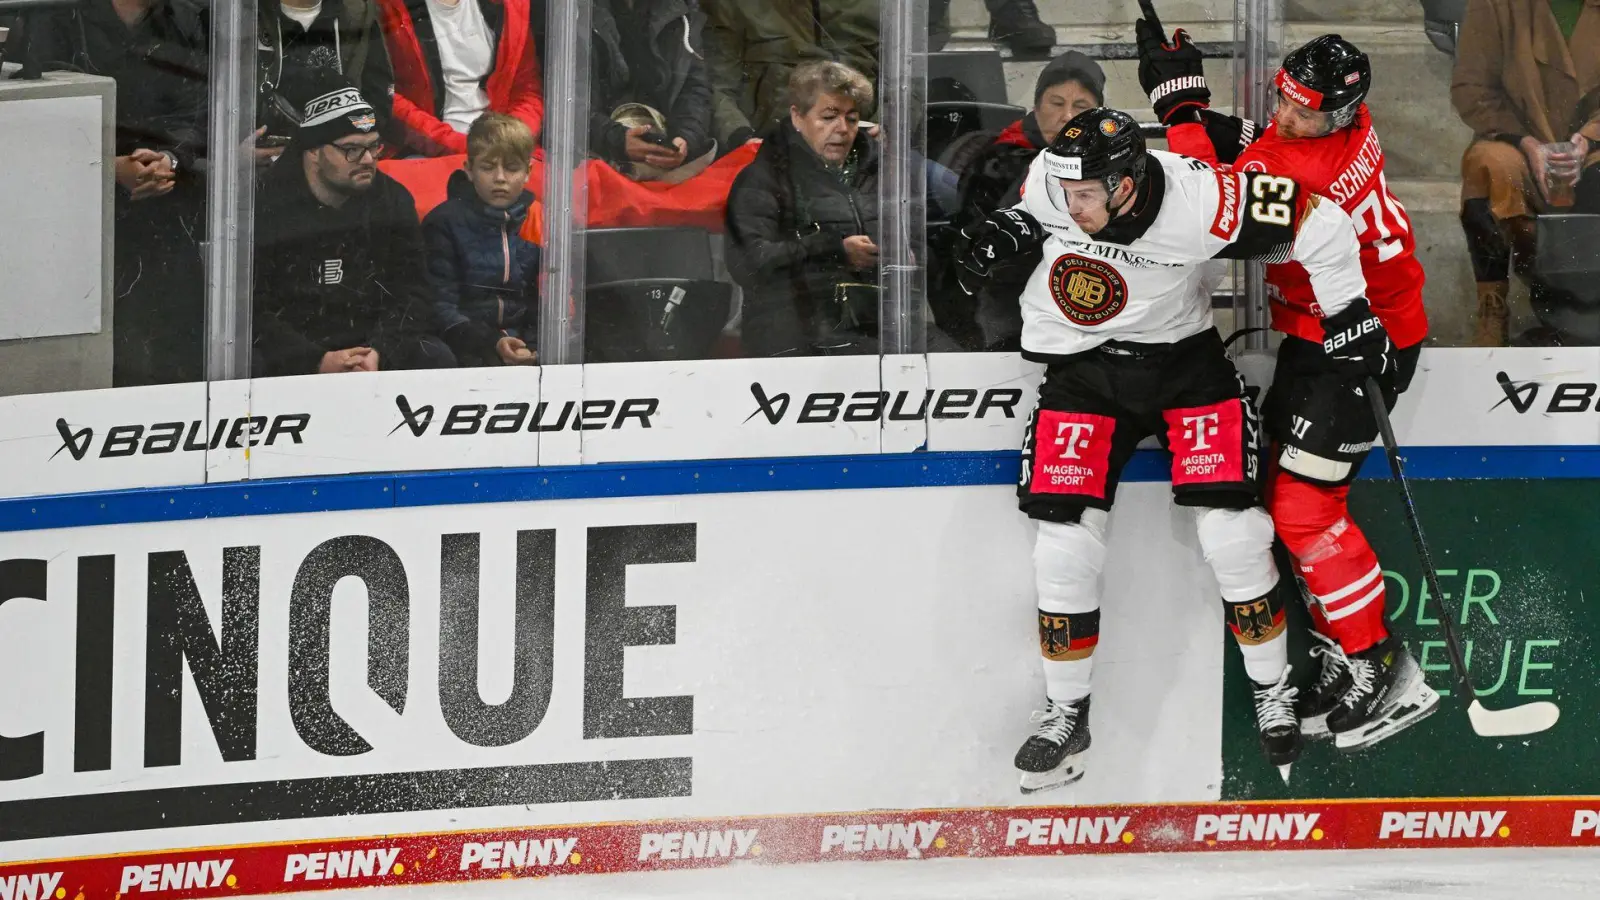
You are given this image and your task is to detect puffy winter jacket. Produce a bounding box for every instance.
[725,120,880,356]
[957,114,1047,221]
[422,169,540,365]
[375,0,544,156]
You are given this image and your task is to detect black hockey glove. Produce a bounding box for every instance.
[1135,0,1210,124]
[956,208,1046,295]
[1321,298,1396,377]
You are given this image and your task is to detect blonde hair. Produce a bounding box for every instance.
[466,113,534,167]
[787,61,874,117]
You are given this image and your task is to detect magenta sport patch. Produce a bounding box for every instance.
[1163,400,1244,486]
[1031,410,1116,498]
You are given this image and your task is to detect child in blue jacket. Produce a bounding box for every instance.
[423,113,541,366]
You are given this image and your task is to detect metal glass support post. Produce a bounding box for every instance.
[1234,0,1280,351]
[204,0,258,380]
[878,0,928,355]
[538,0,591,366]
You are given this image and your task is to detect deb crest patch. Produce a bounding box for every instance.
[350,112,377,132]
[1049,254,1128,326]
[1099,118,1120,136]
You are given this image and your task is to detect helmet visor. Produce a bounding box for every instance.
[1042,151,1085,213]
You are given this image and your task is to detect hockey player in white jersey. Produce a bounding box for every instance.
[957,108,1395,793]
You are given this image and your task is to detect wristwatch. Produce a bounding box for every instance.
[160,150,180,174]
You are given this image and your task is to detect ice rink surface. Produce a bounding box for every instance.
[276,848,1600,900]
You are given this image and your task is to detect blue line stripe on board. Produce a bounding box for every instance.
[0,445,1597,533]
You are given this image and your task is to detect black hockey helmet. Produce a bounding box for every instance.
[1276,34,1371,129]
[1041,108,1147,212]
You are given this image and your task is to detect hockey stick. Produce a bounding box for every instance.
[1364,377,1560,737]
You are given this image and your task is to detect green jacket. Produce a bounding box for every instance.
[701,0,880,147]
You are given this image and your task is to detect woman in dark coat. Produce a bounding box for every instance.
[724,61,880,356]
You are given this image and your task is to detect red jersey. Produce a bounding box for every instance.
[1167,106,1428,348]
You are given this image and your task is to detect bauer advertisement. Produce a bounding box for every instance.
[0,347,1595,500]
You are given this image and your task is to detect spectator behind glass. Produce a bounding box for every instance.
[1452,0,1600,346]
[33,0,209,386]
[255,0,396,167]
[959,52,1103,226]
[700,0,879,152]
[422,113,541,367]
[930,52,1103,352]
[374,0,542,157]
[725,61,880,357]
[253,77,457,375]
[589,0,717,183]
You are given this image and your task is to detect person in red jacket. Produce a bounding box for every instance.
[1138,13,1439,753]
[375,0,543,157]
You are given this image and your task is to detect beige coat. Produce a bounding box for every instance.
[1452,0,1600,143]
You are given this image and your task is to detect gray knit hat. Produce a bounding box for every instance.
[1034,51,1107,107]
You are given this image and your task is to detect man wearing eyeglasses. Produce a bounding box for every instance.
[253,75,457,376]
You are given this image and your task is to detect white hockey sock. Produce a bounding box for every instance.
[1231,617,1289,685]
[1034,515,1108,703]
[1194,506,1280,603]
[1195,506,1288,683]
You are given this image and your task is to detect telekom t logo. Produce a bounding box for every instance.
[1054,421,1095,459]
[1183,413,1220,450]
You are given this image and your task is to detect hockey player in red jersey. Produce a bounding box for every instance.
[1136,9,1440,751]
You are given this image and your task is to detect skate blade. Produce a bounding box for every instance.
[1299,712,1332,739]
[1335,682,1442,752]
[1018,752,1087,794]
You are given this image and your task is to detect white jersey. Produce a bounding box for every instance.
[1014,149,1369,358]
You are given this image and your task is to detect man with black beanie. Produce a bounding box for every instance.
[930,52,1105,351]
[961,52,1106,217]
[253,74,456,375]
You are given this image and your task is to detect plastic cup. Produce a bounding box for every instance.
[1541,141,1580,207]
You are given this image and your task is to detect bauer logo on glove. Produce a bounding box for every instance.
[1320,298,1395,376]
[1323,315,1380,351]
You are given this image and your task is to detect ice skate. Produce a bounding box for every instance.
[1297,631,1352,738]
[1251,666,1302,779]
[1014,697,1090,794]
[1330,637,1441,751]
